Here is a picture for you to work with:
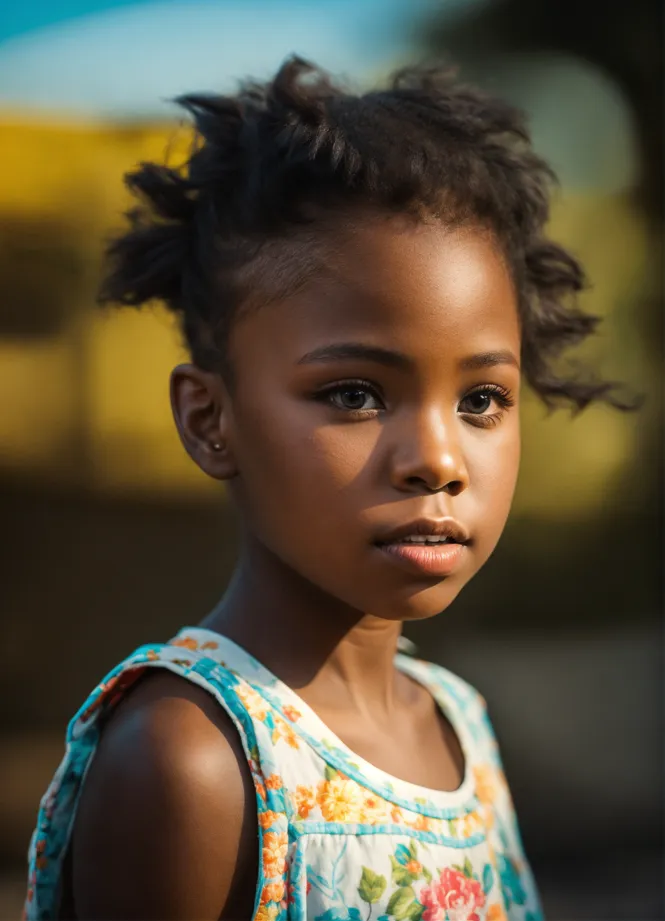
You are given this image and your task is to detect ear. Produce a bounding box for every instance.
[170,363,238,481]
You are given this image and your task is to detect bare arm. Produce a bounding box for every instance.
[69,671,258,920]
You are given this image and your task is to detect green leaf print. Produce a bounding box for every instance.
[463,857,473,878]
[482,864,494,895]
[386,886,416,921]
[390,847,424,885]
[406,904,424,921]
[324,765,339,781]
[358,867,387,904]
[391,866,414,887]
[422,867,432,884]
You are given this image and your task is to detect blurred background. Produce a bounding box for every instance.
[0,0,662,917]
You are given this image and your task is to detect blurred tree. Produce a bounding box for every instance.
[419,0,662,225]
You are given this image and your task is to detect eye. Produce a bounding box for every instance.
[459,391,493,415]
[458,385,515,425]
[319,381,384,414]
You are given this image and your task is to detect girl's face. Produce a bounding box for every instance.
[192,218,521,621]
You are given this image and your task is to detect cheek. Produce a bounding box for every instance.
[233,399,379,515]
[466,418,521,526]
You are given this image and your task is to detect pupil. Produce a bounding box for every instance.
[343,390,365,409]
[469,393,490,412]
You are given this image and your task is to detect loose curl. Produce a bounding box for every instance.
[100,56,632,411]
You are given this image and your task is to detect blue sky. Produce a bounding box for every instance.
[0,0,151,42]
[0,0,635,190]
[0,0,458,116]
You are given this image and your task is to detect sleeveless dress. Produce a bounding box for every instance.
[24,627,544,921]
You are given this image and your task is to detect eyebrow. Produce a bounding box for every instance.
[297,343,412,371]
[459,350,520,371]
[297,343,520,372]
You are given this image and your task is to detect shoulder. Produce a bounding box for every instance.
[70,669,258,920]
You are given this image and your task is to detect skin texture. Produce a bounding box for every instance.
[65,216,521,919]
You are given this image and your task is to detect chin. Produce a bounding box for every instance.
[370,578,469,623]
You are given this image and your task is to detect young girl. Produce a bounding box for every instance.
[24,57,627,921]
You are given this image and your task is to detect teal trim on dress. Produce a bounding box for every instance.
[290,821,487,848]
[253,683,479,820]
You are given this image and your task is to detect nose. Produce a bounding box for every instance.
[390,407,469,496]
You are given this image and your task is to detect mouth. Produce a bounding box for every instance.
[374,518,470,578]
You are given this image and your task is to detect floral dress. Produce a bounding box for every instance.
[24,627,544,921]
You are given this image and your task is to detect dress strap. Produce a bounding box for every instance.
[24,641,290,921]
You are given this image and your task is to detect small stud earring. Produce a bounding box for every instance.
[211,442,222,452]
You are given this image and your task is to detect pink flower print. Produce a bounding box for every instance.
[420,867,486,921]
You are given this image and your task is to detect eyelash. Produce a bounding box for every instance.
[316,380,384,417]
[460,384,516,428]
[316,380,515,425]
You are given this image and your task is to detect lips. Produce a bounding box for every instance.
[374,518,470,578]
[375,517,470,547]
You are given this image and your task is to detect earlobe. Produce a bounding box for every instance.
[170,364,238,481]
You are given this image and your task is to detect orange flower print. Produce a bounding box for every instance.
[79,670,142,723]
[200,640,219,650]
[261,880,286,904]
[473,764,497,806]
[461,811,483,837]
[282,704,302,722]
[171,636,199,650]
[293,785,316,819]
[391,804,404,823]
[408,814,432,832]
[255,905,279,921]
[258,810,281,829]
[265,773,284,791]
[271,716,300,749]
[146,649,159,661]
[487,905,509,921]
[262,831,288,879]
[316,776,363,822]
[360,792,388,825]
[254,778,267,802]
[236,684,269,721]
[406,859,422,875]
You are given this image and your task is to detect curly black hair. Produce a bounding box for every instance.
[99,55,631,412]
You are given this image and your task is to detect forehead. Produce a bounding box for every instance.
[231,218,520,367]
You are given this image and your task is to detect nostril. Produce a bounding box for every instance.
[405,476,465,496]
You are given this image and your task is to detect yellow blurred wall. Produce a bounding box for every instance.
[0,114,651,512]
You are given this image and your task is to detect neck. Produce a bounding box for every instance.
[200,533,404,717]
